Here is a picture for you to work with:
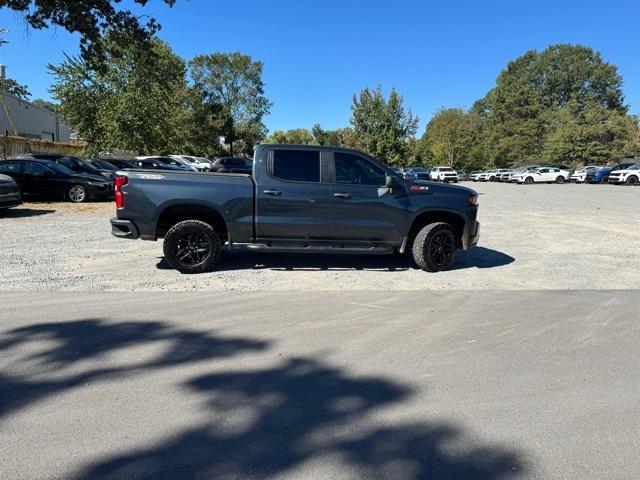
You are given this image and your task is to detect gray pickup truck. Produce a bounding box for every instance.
[111,144,480,273]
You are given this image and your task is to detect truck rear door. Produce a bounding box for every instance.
[255,148,332,240]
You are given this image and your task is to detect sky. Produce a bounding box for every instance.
[1,0,639,134]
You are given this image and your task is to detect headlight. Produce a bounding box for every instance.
[468,194,478,206]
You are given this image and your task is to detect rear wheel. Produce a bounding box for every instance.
[412,222,457,272]
[626,175,638,185]
[555,176,565,184]
[67,185,87,203]
[163,220,222,274]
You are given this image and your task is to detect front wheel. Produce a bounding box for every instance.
[600,176,609,184]
[68,185,87,203]
[626,175,638,185]
[163,220,222,274]
[524,177,534,185]
[412,222,457,272]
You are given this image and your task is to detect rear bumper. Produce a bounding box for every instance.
[111,217,139,239]
[462,221,480,250]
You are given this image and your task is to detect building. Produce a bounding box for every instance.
[0,92,71,142]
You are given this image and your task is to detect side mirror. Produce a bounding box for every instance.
[385,174,399,188]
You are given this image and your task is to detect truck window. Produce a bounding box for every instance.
[334,152,386,186]
[272,150,320,183]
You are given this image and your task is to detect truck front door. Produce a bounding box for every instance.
[327,151,407,245]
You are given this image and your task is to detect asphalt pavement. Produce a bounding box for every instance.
[1,290,638,479]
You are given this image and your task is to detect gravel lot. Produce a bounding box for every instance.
[1,182,638,291]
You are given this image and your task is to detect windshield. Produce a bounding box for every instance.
[440,167,454,172]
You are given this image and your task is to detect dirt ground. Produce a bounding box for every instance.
[1,182,638,291]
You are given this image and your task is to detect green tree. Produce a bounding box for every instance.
[543,103,638,164]
[265,128,314,144]
[421,108,482,168]
[0,1,177,70]
[350,86,418,166]
[190,53,271,156]
[49,37,193,155]
[0,77,30,100]
[311,124,354,147]
[477,44,629,166]
[31,99,59,112]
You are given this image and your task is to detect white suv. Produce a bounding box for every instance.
[430,167,458,183]
[608,163,640,185]
[514,167,570,184]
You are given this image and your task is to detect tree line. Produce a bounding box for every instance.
[271,45,640,169]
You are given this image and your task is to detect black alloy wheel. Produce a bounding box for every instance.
[163,220,222,274]
[411,222,458,272]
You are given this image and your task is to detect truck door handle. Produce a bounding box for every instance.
[263,189,282,196]
[334,192,352,199]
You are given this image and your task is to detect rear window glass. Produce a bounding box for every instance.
[272,150,320,183]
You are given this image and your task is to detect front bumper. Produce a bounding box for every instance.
[0,194,21,209]
[462,221,480,250]
[607,176,623,184]
[111,218,140,239]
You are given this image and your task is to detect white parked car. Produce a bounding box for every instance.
[469,171,483,181]
[607,163,640,185]
[514,167,571,184]
[478,169,499,182]
[171,155,210,172]
[429,166,458,182]
[570,166,599,183]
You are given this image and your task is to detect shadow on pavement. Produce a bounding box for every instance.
[0,318,527,479]
[156,246,514,273]
[0,207,55,218]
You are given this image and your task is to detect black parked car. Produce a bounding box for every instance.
[16,154,114,180]
[102,159,137,170]
[0,159,113,203]
[87,159,119,174]
[210,157,253,174]
[129,158,184,171]
[0,173,21,209]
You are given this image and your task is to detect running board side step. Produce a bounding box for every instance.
[235,244,395,255]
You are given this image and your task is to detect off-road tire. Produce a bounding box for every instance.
[412,222,457,272]
[163,220,222,274]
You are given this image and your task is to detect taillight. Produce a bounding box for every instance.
[114,175,128,208]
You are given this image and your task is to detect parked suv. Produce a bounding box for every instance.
[430,167,458,182]
[513,167,570,184]
[607,163,640,185]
